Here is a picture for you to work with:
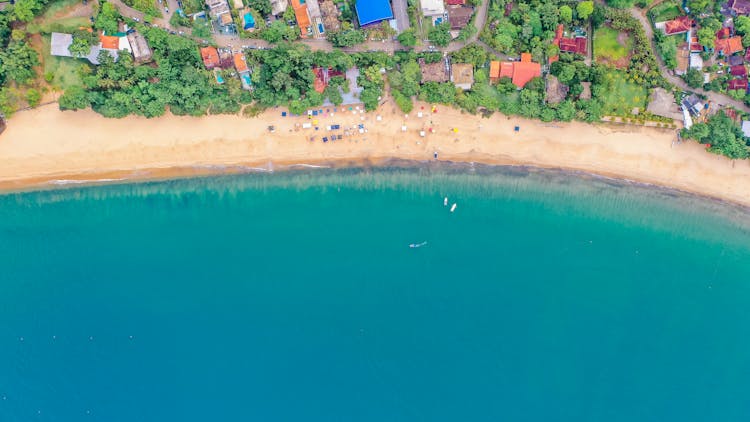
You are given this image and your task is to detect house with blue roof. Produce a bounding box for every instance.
[356,0,394,27]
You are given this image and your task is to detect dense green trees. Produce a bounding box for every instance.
[328,29,366,47]
[261,20,298,43]
[247,0,272,17]
[682,112,750,159]
[577,1,594,20]
[606,0,634,8]
[95,2,121,34]
[397,29,417,47]
[0,41,39,85]
[428,23,451,47]
[685,68,703,88]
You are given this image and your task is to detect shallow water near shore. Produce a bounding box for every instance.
[1,167,750,421]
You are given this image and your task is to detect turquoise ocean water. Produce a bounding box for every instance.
[1,166,750,421]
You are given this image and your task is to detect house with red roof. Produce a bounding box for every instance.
[728,78,748,90]
[662,16,693,35]
[715,36,744,56]
[730,64,747,76]
[200,46,220,69]
[553,24,587,55]
[489,53,541,88]
[312,67,345,93]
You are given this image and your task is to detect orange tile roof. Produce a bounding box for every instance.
[664,16,693,35]
[491,54,540,88]
[716,36,743,55]
[489,61,500,79]
[499,62,514,79]
[292,0,310,36]
[511,60,541,88]
[233,53,249,73]
[200,46,220,69]
[100,35,119,50]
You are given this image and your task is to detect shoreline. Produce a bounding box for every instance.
[1,102,750,207]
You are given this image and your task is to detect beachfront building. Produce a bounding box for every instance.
[50,32,126,65]
[205,0,235,33]
[418,57,449,83]
[421,0,446,25]
[127,31,152,64]
[312,67,345,94]
[271,0,288,16]
[545,75,569,104]
[489,53,541,88]
[450,63,474,90]
[234,53,253,90]
[355,0,393,27]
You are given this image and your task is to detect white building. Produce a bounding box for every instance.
[421,0,446,24]
[271,0,288,16]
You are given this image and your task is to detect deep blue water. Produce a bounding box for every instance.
[1,167,749,421]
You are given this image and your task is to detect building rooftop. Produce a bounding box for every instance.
[664,16,693,35]
[448,5,473,30]
[716,36,743,55]
[728,0,750,15]
[451,63,474,90]
[200,46,220,69]
[418,58,449,83]
[292,0,311,36]
[234,53,249,73]
[355,0,393,26]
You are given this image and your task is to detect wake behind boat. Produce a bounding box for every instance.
[409,241,428,248]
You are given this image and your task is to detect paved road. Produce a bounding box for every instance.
[110,0,495,57]
[392,0,410,33]
[628,6,750,112]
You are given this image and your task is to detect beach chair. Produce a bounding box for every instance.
[323,137,328,142]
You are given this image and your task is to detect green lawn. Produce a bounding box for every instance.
[594,26,632,67]
[599,71,649,116]
[650,2,681,23]
[40,34,84,90]
[38,0,82,21]
[28,16,92,34]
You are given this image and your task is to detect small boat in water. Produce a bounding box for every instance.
[444,197,448,206]
[409,241,428,248]
[450,203,457,212]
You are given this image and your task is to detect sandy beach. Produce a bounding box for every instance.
[1,101,750,206]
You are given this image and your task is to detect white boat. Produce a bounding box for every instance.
[409,241,428,248]
[443,197,448,206]
[450,203,457,212]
